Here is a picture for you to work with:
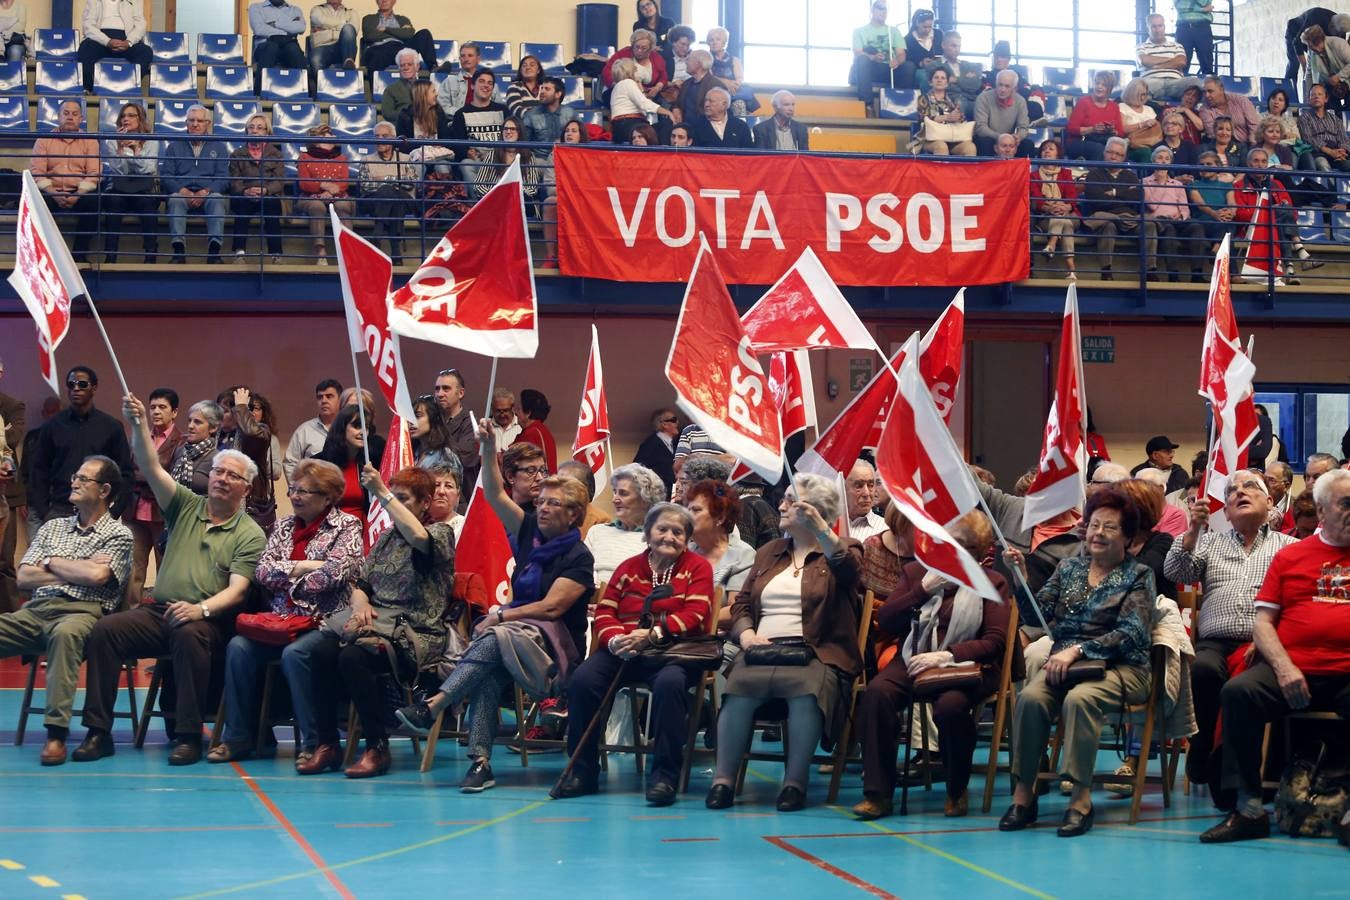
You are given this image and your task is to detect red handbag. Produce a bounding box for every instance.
[235,612,318,646]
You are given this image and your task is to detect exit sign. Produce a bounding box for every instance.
[1082,335,1114,363]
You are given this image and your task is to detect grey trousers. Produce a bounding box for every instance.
[0,596,103,728]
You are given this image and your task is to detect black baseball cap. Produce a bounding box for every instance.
[1146,435,1180,454]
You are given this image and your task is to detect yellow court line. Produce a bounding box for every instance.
[29,874,60,887]
[828,806,1057,900]
[62,894,87,900]
[744,766,777,784]
[0,859,24,870]
[174,799,548,899]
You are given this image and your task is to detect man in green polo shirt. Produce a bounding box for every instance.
[75,393,265,766]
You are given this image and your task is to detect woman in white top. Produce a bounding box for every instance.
[1120,77,1161,162]
[0,0,26,61]
[584,462,666,585]
[608,56,671,145]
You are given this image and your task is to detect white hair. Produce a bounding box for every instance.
[771,89,795,110]
[707,26,729,41]
[611,463,667,507]
[1093,462,1130,483]
[1135,467,1168,489]
[396,47,420,65]
[791,472,841,523]
[611,57,637,82]
[1104,135,1129,153]
[1312,467,1350,509]
[212,449,258,485]
[688,48,713,69]
[705,86,731,103]
[630,28,656,48]
[643,501,695,541]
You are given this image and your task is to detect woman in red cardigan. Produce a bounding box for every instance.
[1065,71,1123,161]
[556,502,715,806]
[295,124,354,265]
[1030,138,1080,280]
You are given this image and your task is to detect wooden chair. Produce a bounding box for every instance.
[15,656,141,745]
[250,658,301,754]
[1260,709,1349,792]
[824,591,876,802]
[341,678,421,767]
[976,601,1023,813]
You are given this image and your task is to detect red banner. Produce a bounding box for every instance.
[555,147,1029,287]
[9,170,81,394]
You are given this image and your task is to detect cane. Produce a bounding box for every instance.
[550,657,630,798]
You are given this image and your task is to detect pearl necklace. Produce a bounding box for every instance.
[649,552,676,587]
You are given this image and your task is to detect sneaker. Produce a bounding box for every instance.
[507,725,561,753]
[1105,763,1135,796]
[233,249,247,263]
[394,702,435,736]
[460,759,495,793]
[1060,780,1074,796]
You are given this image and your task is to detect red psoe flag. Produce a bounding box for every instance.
[1198,235,1259,513]
[571,324,611,482]
[387,158,538,358]
[8,170,83,394]
[332,209,417,423]
[456,477,517,607]
[1237,189,1281,284]
[741,246,876,352]
[768,350,817,440]
[875,333,999,601]
[665,235,783,482]
[1021,284,1087,531]
[364,415,416,550]
[917,288,965,425]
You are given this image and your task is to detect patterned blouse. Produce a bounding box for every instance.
[357,520,454,666]
[255,507,364,616]
[917,91,964,122]
[861,534,910,600]
[1033,555,1154,668]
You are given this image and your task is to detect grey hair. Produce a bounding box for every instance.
[396,47,420,65]
[186,103,211,120]
[688,48,712,69]
[188,400,223,430]
[706,86,732,103]
[1150,144,1173,162]
[611,57,637,82]
[1312,467,1350,508]
[707,26,729,41]
[791,472,841,523]
[1121,77,1150,106]
[1093,461,1130,482]
[630,27,657,47]
[1246,146,1270,165]
[1203,74,1224,89]
[682,456,731,484]
[771,89,795,109]
[643,501,695,542]
[1105,136,1129,153]
[1332,14,1350,36]
[1135,467,1169,489]
[996,68,1019,86]
[373,120,396,136]
[612,463,667,507]
[1307,452,1338,470]
[1225,469,1269,497]
[492,387,516,405]
[212,448,258,484]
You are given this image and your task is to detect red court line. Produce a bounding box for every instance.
[0,825,281,834]
[763,836,900,900]
[229,761,355,900]
[661,837,720,843]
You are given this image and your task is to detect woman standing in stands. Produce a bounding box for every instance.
[917,67,975,156]
[410,394,463,484]
[901,8,943,87]
[707,27,754,116]
[506,55,544,118]
[0,0,26,61]
[101,101,160,264]
[607,56,671,145]
[216,386,276,532]
[316,404,386,542]
[247,393,285,495]
[226,113,285,264]
[295,124,354,265]
[633,0,674,47]
[1031,138,1079,280]
[1064,71,1122,160]
[169,401,222,494]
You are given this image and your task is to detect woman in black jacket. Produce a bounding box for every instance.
[315,404,386,545]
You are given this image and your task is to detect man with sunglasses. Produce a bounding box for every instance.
[75,394,265,767]
[27,367,133,527]
[634,407,679,495]
[4,456,132,765]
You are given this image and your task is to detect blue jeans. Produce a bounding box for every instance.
[167,192,225,245]
[222,629,326,749]
[309,26,357,69]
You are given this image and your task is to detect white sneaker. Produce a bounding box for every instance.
[1106,763,1135,796]
[1060,779,1073,795]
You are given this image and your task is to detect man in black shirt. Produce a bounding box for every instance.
[28,366,133,523]
[448,70,507,163]
[1080,136,1158,281]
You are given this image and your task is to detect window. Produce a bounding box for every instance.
[1252,384,1350,472]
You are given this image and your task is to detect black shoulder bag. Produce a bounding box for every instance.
[636,583,725,671]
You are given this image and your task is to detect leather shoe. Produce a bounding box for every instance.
[71,731,115,763]
[40,738,68,766]
[344,740,391,778]
[998,799,1039,831]
[1199,811,1270,844]
[645,780,677,806]
[776,785,806,812]
[851,796,892,820]
[168,741,202,766]
[551,774,599,799]
[944,793,968,818]
[296,742,342,775]
[1057,804,1094,837]
[705,783,734,810]
[207,742,253,764]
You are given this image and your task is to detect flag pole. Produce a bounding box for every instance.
[977,499,1054,634]
[483,356,499,420]
[347,350,372,468]
[82,294,130,396]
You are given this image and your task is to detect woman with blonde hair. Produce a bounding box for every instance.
[101,101,161,263]
[227,112,285,263]
[607,55,671,145]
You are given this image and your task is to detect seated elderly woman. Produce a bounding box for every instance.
[862,502,917,669]
[295,124,354,265]
[302,465,452,778]
[555,502,715,805]
[425,463,464,540]
[169,401,223,494]
[706,472,863,812]
[998,486,1154,837]
[852,511,1011,820]
[585,463,667,584]
[395,419,592,793]
[686,479,755,595]
[208,459,364,765]
[917,68,976,156]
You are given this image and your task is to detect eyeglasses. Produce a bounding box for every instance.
[66,379,92,390]
[70,473,103,486]
[537,497,569,509]
[209,466,250,484]
[515,466,549,479]
[1086,521,1122,535]
[660,416,678,424]
[287,485,322,498]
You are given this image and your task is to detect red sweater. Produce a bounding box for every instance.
[1030,167,1080,216]
[1066,98,1123,139]
[518,420,557,472]
[297,152,351,197]
[594,552,714,644]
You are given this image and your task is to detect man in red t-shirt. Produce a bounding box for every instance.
[1200,469,1350,844]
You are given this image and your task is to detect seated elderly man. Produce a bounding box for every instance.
[973,69,1031,157]
[74,394,265,766]
[1200,468,1350,843]
[752,90,809,150]
[30,100,99,259]
[1163,470,1296,798]
[359,0,436,73]
[691,86,753,149]
[162,105,229,265]
[1199,75,1261,144]
[1081,137,1159,281]
[846,459,886,541]
[1298,83,1350,173]
[4,456,132,766]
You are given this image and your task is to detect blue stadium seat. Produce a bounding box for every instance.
[580,43,614,59]
[1025,126,1052,148]
[216,99,261,153]
[0,59,22,93]
[521,42,566,75]
[272,101,320,135]
[147,31,190,63]
[1040,94,1068,126]
[154,99,196,133]
[35,60,80,94]
[93,60,141,97]
[1222,75,1253,98]
[433,39,457,71]
[877,88,918,119]
[1042,66,1080,94]
[494,73,512,104]
[261,67,309,100]
[150,63,197,98]
[475,40,512,73]
[33,28,77,61]
[1259,77,1294,104]
[0,95,27,132]
[206,65,255,99]
[559,75,587,108]
[38,96,84,131]
[371,67,396,102]
[198,33,246,65]
[331,103,376,157]
[316,67,363,102]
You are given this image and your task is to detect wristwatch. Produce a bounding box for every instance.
[40,556,52,570]
[495,607,505,623]
[200,602,211,619]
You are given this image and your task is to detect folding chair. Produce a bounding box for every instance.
[315,67,364,103]
[341,678,421,767]
[980,601,1024,812]
[197,34,246,65]
[147,31,190,63]
[417,572,488,773]
[34,60,80,94]
[678,587,726,792]
[149,63,197,98]
[15,657,141,745]
[93,59,141,97]
[205,65,254,100]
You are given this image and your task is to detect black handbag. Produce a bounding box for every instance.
[1061,658,1108,685]
[743,637,816,667]
[633,581,725,671]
